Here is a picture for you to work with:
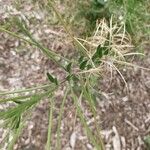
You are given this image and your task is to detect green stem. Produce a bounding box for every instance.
[0,27,35,45]
[0,84,52,95]
[7,122,24,150]
[82,80,104,150]
[0,95,31,103]
[46,95,55,150]
[70,85,101,150]
[56,88,69,150]
[7,109,36,150]
[0,27,70,69]
[0,92,50,103]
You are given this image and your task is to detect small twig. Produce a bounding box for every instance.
[125,119,139,131]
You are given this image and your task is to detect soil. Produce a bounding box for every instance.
[0,1,150,150]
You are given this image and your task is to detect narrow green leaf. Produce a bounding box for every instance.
[13,100,24,104]
[12,116,21,129]
[47,73,55,83]
[0,94,46,131]
[56,88,69,150]
[72,75,79,82]
[70,87,101,150]
[15,116,21,129]
[46,96,55,150]
[13,17,31,38]
[0,84,51,96]
[92,45,103,60]
[54,78,58,86]
[103,40,109,55]
[66,62,72,73]
[47,73,58,85]
[87,64,92,70]
[104,48,109,55]
[66,74,72,81]
[92,44,109,64]
[80,60,88,70]
[7,112,32,150]
[78,56,84,63]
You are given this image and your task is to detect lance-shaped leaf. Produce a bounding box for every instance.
[47,73,58,85]
[66,62,72,73]
[80,60,88,70]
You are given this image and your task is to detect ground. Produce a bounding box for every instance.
[0,1,150,150]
